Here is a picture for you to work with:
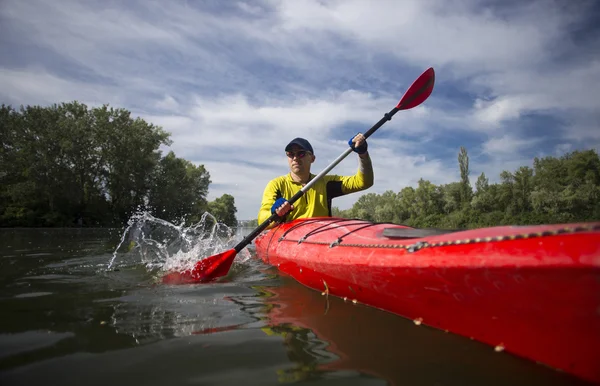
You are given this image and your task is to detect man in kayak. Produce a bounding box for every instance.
[258,134,373,224]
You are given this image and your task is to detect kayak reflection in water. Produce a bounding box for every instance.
[258,135,374,226]
[258,278,587,386]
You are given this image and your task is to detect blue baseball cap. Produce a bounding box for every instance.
[285,137,314,154]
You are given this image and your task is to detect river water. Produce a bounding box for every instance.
[0,217,590,386]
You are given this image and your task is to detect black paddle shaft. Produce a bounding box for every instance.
[233,106,401,253]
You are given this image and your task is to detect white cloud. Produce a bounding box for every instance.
[482,135,542,157]
[473,97,527,129]
[0,68,114,107]
[270,0,574,71]
[563,116,600,143]
[555,143,573,156]
[155,95,180,113]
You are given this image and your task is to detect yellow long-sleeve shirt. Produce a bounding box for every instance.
[258,155,373,224]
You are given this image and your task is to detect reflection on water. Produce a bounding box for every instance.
[106,283,266,344]
[254,276,591,386]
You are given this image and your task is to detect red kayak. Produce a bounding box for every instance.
[253,217,600,384]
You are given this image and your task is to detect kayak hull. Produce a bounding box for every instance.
[253,217,600,384]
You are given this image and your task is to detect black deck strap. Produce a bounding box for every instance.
[300,218,373,240]
[279,218,329,240]
[382,227,459,239]
[335,222,384,241]
[281,218,364,241]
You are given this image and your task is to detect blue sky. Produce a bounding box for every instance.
[1,0,599,220]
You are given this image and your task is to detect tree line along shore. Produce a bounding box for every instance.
[2,102,598,230]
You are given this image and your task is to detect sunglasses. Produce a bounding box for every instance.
[286,150,310,159]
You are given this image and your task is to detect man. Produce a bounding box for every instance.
[258,134,373,224]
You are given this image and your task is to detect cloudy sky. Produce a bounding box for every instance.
[1,0,599,220]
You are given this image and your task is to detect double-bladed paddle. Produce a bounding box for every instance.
[162,67,435,284]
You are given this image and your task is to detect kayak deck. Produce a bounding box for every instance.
[253,217,600,384]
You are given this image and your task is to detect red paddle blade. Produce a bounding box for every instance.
[162,249,237,285]
[396,67,435,110]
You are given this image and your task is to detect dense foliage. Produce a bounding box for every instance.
[0,102,238,227]
[333,147,600,229]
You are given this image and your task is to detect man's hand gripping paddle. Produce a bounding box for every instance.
[162,67,435,284]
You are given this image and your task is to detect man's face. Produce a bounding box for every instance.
[286,145,315,175]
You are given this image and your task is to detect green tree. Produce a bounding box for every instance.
[148,151,211,224]
[100,107,171,223]
[475,172,489,193]
[441,182,462,214]
[348,193,379,221]
[513,166,534,214]
[0,101,240,227]
[498,170,515,215]
[397,186,418,221]
[471,173,501,215]
[332,148,599,228]
[414,179,443,218]
[458,146,473,206]
[373,190,401,223]
[531,150,600,222]
[207,194,238,227]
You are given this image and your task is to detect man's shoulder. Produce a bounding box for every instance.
[268,174,290,185]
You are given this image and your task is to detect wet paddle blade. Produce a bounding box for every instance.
[396,67,435,110]
[162,249,237,284]
[199,248,238,280]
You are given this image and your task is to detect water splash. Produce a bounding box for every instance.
[108,211,244,274]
